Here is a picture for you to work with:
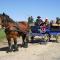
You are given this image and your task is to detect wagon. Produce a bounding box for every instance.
[29,25,49,42]
[29,23,60,43]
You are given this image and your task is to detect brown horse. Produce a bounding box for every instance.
[0,13,29,52]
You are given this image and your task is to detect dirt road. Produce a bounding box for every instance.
[0,38,60,60]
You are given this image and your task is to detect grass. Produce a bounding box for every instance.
[0,29,6,42]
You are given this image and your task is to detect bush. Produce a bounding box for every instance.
[0,29,6,41]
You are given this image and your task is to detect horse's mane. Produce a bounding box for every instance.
[1,13,15,23]
[5,15,15,23]
[7,17,15,23]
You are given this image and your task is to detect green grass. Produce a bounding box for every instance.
[0,29,6,42]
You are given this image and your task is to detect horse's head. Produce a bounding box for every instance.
[0,12,15,29]
[0,13,9,28]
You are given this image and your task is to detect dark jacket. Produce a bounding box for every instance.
[35,18,43,26]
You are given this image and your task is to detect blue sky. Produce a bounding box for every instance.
[0,0,60,21]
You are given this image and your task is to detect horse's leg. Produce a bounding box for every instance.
[7,37,12,52]
[22,34,29,48]
[22,34,26,47]
[25,34,29,48]
[13,38,18,51]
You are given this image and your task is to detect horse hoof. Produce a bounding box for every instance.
[13,48,19,52]
[23,45,28,48]
[6,49,12,53]
[23,46,28,48]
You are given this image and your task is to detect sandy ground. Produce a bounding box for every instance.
[0,38,60,60]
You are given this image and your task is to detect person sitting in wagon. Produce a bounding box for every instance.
[35,16,43,26]
[35,16,45,33]
[45,18,49,26]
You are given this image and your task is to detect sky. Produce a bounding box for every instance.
[0,0,60,21]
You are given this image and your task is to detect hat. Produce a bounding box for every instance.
[37,16,41,18]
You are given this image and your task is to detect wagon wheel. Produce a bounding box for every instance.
[56,33,60,43]
[31,36,34,42]
[44,33,50,42]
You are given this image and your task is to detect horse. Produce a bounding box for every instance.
[0,13,29,52]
